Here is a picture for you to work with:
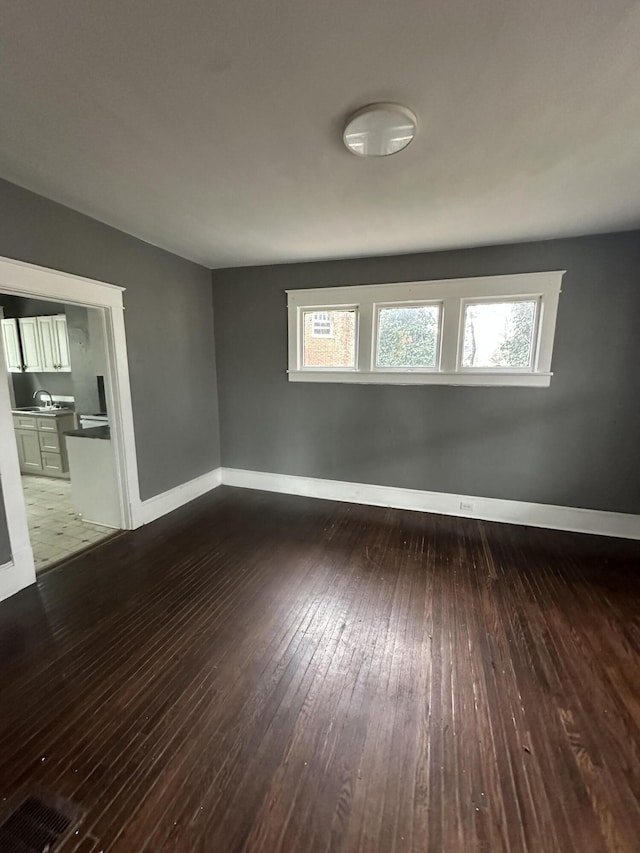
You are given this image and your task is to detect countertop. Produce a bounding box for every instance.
[64,426,111,440]
[12,407,74,417]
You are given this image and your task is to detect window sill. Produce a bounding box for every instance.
[287,370,552,387]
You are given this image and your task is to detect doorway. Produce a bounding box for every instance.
[2,295,121,572]
[0,256,142,601]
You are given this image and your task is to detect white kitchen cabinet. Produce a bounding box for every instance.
[1,318,22,372]
[15,428,44,474]
[18,317,43,371]
[15,314,71,373]
[53,315,71,370]
[37,316,58,371]
[13,411,74,477]
[37,315,71,372]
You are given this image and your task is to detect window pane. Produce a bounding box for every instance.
[376,305,440,368]
[462,300,536,368]
[303,309,356,368]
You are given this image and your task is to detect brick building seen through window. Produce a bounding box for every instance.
[303,310,356,367]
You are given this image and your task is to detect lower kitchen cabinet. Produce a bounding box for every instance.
[13,412,75,478]
[41,451,67,476]
[15,429,44,474]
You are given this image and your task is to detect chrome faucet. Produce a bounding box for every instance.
[33,389,54,408]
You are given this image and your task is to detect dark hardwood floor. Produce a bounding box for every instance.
[0,486,639,852]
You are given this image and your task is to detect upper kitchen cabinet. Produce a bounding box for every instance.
[18,317,42,371]
[17,314,71,372]
[0,318,22,372]
[36,316,57,371]
[37,315,71,371]
[53,315,71,370]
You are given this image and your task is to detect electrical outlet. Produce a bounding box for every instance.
[459,501,475,512]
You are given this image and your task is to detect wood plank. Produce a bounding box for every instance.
[0,486,638,852]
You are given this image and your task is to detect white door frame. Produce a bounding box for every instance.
[0,256,143,601]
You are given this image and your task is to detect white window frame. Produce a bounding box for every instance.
[374,301,443,372]
[301,305,359,371]
[287,271,564,387]
[457,295,541,373]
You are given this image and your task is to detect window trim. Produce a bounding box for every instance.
[301,305,359,371]
[287,271,564,387]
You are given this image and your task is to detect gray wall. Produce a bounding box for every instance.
[0,178,220,563]
[213,231,640,515]
[65,305,101,415]
[11,371,73,408]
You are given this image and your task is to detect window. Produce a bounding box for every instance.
[287,272,563,386]
[303,309,356,368]
[461,299,537,369]
[376,304,441,369]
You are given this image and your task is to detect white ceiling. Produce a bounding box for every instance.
[2,0,640,268]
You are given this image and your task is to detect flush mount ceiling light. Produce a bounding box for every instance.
[343,103,417,157]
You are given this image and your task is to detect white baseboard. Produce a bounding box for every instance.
[221,468,640,541]
[0,544,36,602]
[141,468,222,524]
[2,462,634,607]
[0,566,28,603]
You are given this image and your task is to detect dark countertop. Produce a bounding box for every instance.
[64,426,111,440]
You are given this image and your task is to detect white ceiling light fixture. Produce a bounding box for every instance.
[343,103,417,157]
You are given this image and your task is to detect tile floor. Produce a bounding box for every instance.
[22,475,117,572]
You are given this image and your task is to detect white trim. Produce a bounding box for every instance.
[100,305,143,528]
[140,468,222,525]
[0,255,143,602]
[0,256,124,305]
[0,547,35,602]
[287,370,552,387]
[0,305,35,592]
[0,308,17,406]
[287,271,564,386]
[221,468,640,541]
[285,271,565,304]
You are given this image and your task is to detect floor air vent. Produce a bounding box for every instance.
[0,795,79,852]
